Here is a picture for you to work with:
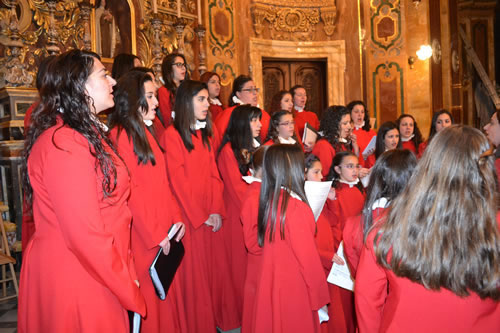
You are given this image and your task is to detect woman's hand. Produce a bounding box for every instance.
[327,188,336,200]
[350,134,360,156]
[359,167,371,179]
[172,222,185,242]
[332,253,345,265]
[158,236,171,255]
[205,214,222,232]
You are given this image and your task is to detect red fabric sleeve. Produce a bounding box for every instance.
[342,215,363,277]
[217,144,248,208]
[288,200,330,310]
[312,139,336,178]
[259,110,271,142]
[158,86,173,128]
[355,231,388,333]
[43,130,145,315]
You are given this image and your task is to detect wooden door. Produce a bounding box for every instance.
[262,60,327,118]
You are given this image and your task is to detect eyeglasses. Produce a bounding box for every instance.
[241,87,260,94]
[173,62,186,68]
[279,121,295,127]
[340,164,361,169]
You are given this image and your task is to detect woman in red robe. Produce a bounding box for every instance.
[155,53,189,138]
[290,85,320,139]
[356,125,500,332]
[200,71,224,121]
[396,114,423,156]
[263,110,301,147]
[19,50,146,332]
[217,105,263,326]
[417,109,453,158]
[214,75,270,141]
[160,80,229,332]
[241,144,329,333]
[347,101,376,164]
[312,106,361,178]
[108,71,187,332]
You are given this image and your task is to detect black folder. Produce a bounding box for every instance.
[149,227,185,300]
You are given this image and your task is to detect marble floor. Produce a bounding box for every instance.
[0,298,17,333]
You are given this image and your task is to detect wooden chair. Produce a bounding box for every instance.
[0,203,18,301]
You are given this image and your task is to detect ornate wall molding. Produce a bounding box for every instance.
[249,38,346,107]
[250,1,337,40]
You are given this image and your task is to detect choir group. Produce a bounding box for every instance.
[18,49,499,333]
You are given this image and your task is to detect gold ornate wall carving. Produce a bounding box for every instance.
[250,1,337,40]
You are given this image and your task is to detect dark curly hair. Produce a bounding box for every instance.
[265,110,297,143]
[111,53,140,80]
[319,105,353,152]
[396,114,423,154]
[23,49,120,209]
[269,90,292,114]
[347,100,371,132]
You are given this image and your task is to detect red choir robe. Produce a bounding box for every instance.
[240,181,262,333]
[240,190,330,333]
[21,101,38,256]
[214,105,271,142]
[209,103,224,122]
[110,127,186,332]
[401,139,417,154]
[216,143,252,327]
[355,222,500,333]
[418,141,428,159]
[495,158,500,190]
[155,86,175,139]
[353,127,377,168]
[343,207,387,278]
[322,182,365,333]
[293,109,320,139]
[161,126,235,332]
[312,139,351,178]
[19,120,146,332]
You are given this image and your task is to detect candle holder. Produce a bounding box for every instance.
[46,0,60,55]
[195,25,207,76]
[151,13,163,79]
[79,0,92,51]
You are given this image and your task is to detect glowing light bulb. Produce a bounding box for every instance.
[416,45,432,60]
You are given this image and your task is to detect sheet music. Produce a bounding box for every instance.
[304,180,332,221]
[362,135,377,159]
[327,242,354,291]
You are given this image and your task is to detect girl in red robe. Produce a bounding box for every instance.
[155,53,189,138]
[241,144,330,333]
[347,100,376,163]
[396,114,423,156]
[263,110,301,147]
[214,75,270,141]
[290,85,320,140]
[342,150,416,278]
[356,125,500,332]
[268,91,305,149]
[200,71,224,121]
[108,71,187,332]
[19,50,146,332]
[216,105,263,328]
[160,80,229,333]
[363,121,402,169]
[323,151,365,333]
[417,109,454,158]
[312,106,362,178]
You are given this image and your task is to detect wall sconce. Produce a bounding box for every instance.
[413,0,421,9]
[408,44,433,69]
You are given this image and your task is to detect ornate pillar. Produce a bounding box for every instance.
[174,18,185,55]
[195,25,207,76]
[151,13,163,78]
[45,0,60,55]
[79,0,92,51]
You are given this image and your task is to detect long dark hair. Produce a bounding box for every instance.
[108,71,159,165]
[375,125,499,300]
[362,149,417,239]
[111,53,140,80]
[161,53,189,99]
[265,110,297,143]
[428,109,454,143]
[258,144,309,247]
[375,121,402,158]
[229,75,252,107]
[23,49,120,207]
[347,100,371,131]
[218,105,262,176]
[396,114,423,154]
[269,90,291,114]
[173,80,213,152]
[319,105,353,152]
[327,151,364,193]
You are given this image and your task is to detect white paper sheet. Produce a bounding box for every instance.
[304,180,333,221]
[318,307,329,323]
[362,135,377,159]
[327,242,355,291]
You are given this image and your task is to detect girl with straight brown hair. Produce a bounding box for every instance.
[356,125,500,332]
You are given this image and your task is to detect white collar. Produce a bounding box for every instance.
[210,97,222,106]
[242,175,262,184]
[339,178,360,188]
[339,137,348,143]
[191,120,206,130]
[371,197,389,210]
[143,119,153,127]
[253,138,261,148]
[281,186,302,201]
[400,134,414,142]
[354,121,365,130]
[232,95,245,105]
[295,106,304,112]
[278,136,296,144]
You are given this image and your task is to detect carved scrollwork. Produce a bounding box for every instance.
[320,6,337,36]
